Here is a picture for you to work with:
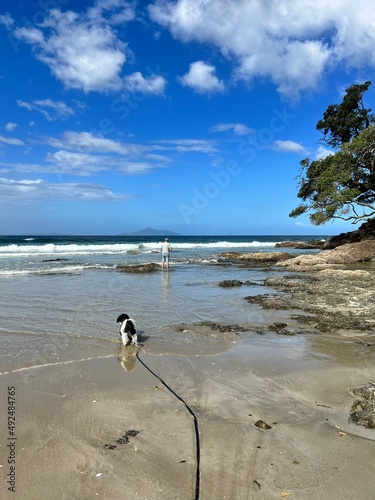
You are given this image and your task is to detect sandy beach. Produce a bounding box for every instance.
[1,331,375,500]
[1,235,375,499]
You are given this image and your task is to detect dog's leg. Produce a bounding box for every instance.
[131,333,138,346]
[121,332,131,346]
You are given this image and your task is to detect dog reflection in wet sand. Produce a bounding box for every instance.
[118,345,137,372]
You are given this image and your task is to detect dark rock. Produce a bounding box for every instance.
[218,280,243,287]
[42,258,68,262]
[116,430,140,445]
[244,294,286,309]
[323,219,375,249]
[174,321,249,340]
[198,321,247,333]
[104,430,139,449]
[254,420,272,429]
[117,263,160,273]
[272,323,294,335]
[353,386,375,401]
[349,386,375,429]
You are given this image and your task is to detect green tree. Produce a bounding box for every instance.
[290,82,375,225]
[316,81,375,148]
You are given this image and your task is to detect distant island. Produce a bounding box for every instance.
[122,227,181,236]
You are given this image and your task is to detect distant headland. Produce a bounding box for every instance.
[121,227,181,236]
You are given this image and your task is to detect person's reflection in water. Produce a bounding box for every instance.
[117,345,138,372]
[162,266,171,294]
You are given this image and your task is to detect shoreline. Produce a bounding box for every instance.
[1,331,374,500]
[2,238,375,499]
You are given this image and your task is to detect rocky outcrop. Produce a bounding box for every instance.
[275,240,325,249]
[276,240,375,271]
[220,251,293,265]
[220,241,375,271]
[245,268,375,333]
[173,321,249,341]
[323,219,375,249]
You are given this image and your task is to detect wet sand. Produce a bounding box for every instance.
[1,333,375,500]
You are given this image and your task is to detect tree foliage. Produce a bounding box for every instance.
[290,82,375,225]
[316,81,375,148]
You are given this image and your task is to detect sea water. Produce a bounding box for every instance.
[0,235,325,372]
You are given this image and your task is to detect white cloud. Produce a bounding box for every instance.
[179,61,225,94]
[149,0,375,98]
[0,177,128,203]
[11,5,166,94]
[0,13,14,29]
[46,150,110,175]
[17,98,75,121]
[210,123,255,135]
[14,9,126,92]
[16,100,33,111]
[315,145,334,160]
[0,129,171,176]
[5,122,17,132]
[154,138,218,153]
[46,150,158,176]
[0,155,159,176]
[0,130,218,176]
[0,135,24,146]
[273,140,308,155]
[88,0,136,25]
[117,161,161,175]
[123,72,167,95]
[47,131,135,155]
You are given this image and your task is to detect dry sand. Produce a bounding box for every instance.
[1,334,375,500]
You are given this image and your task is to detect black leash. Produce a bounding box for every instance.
[136,347,200,500]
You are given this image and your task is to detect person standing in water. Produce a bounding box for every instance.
[160,238,172,269]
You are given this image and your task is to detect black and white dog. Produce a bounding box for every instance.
[117,313,138,346]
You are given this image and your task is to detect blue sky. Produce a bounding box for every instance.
[0,0,374,235]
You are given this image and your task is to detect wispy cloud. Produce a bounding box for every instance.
[17,98,76,121]
[0,177,129,203]
[0,130,177,176]
[153,138,218,153]
[210,123,256,136]
[0,13,14,29]
[0,135,24,146]
[46,131,137,155]
[273,140,308,155]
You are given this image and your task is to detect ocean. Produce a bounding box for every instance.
[0,234,326,374]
